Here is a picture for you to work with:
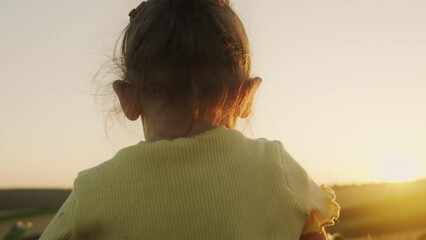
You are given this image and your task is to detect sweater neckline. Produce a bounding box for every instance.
[137,126,229,145]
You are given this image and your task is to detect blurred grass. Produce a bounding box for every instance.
[0,209,57,222]
[2,222,32,240]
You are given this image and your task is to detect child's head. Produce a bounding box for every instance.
[113,0,261,134]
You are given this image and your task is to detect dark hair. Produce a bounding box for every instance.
[115,0,253,128]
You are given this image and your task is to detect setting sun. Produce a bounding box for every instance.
[373,155,422,183]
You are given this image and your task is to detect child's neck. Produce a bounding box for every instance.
[142,115,218,142]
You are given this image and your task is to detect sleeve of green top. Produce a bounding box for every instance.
[39,190,76,240]
[275,141,340,234]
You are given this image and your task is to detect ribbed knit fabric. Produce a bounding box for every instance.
[40,127,339,240]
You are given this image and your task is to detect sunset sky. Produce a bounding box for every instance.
[1,0,425,188]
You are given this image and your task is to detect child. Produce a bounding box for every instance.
[40,0,339,239]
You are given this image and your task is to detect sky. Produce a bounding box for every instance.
[1,0,425,189]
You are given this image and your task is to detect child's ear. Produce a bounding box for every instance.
[239,77,262,118]
[113,80,141,121]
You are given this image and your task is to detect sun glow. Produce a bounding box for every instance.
[373,155,422,183]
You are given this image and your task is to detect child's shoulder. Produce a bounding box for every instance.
[74,145,138,183]
[73,128,287,184]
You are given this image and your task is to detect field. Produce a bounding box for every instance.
[0,189,70,239]
[1,180,426,239]
[328,179,426,239]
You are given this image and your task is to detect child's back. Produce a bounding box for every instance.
[41,127,338,239]
[40,0,339,239]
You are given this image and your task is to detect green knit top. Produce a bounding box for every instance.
[40,127,339,240]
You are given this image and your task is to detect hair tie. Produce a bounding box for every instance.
[129,1,147,21]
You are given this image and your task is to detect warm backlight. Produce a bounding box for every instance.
[374,155,422,183]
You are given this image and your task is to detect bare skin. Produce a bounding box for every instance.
[301,210,332,239]
[300,231,328,240]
